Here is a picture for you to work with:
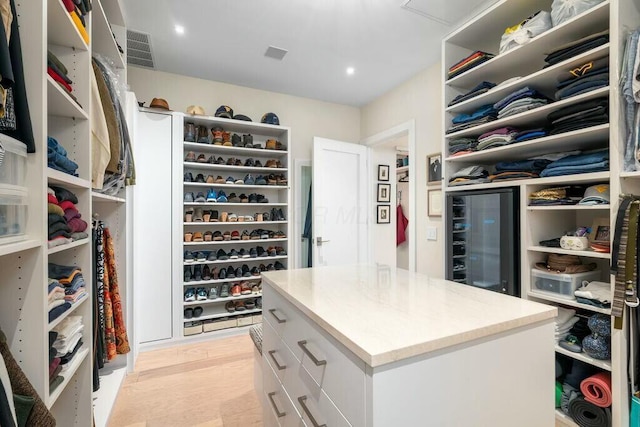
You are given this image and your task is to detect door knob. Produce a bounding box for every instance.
[316,237,330,246]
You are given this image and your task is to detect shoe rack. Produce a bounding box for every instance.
[177,115,291,337]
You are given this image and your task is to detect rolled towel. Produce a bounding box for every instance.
[580,372,612,407]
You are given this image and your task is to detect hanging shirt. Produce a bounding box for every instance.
[397,204,409,246]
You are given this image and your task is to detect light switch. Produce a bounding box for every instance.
[427,227,437,241]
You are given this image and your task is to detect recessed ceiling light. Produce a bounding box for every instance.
[346,67,355,76]
[175,25,185,35]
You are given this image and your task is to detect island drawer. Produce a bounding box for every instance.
[263,356,303,427]
[263,319,298,385]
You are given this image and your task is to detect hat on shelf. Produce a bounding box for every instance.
[534,253,597,274]
[261,112,279,125]
[578,184,610,205]
[215,105,234,119]
[233,114,252,121]
[186,105,206,116]
[149,98,171,110]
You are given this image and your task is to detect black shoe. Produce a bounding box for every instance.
[217,249,229,260]
[275,261,285,270]
[226,266,236,279]
[184,308,193,319]
[242,264,251,277]
[219,267,227,280]
[235,267,243,278]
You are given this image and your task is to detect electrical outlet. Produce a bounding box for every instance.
[427,227,437,241]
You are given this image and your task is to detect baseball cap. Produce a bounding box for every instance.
[186,105,206,116]
[215,105,234,119]
[261,112,280,125]
[578,184,610,205]
[233,114,252,121]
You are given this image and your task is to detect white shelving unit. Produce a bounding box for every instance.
[442,1,632,425]
[178,115,291,337]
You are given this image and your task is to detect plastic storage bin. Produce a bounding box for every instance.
[0,186,27,245]
[0,137,27,187]
[531,268,600,299]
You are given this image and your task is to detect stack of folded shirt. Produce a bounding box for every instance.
[60,0,91,45]
[448,81,496,106]
[448,138,478,155]
[447,51,495,80]
[544,30,609,67]
[493,86,550,119]
[47,50,81,107]
[556,308,580,342]
[540,149,609,177]
[49,264,88,316]
[52,316,84,384]
[448,165,490,186]
[476,127,519,151]
[447,104,498,134]
[47,186,88,248]
[489,158,551,181]
[574,281,611,308]
[555,56,609,100]
[547,97,609,135]
[529,186,585,206]
[48,331,63,392]
[514,127,548,142]
[48,279,71,323]
[48,137,79,176]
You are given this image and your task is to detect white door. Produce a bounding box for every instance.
[313,138,368,267]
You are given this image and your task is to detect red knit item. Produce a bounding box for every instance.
[47,67,72,93]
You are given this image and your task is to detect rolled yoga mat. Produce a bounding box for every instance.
[580,372,613,407]
[568,396,611,427]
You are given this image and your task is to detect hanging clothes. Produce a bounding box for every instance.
[103,227,130,355]
[396,203,409,246]
[302,185,312,267]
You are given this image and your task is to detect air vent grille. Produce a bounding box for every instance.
[127,29,155,69]
[265,46,288,61]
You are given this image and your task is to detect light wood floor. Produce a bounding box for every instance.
[108,334,263,427]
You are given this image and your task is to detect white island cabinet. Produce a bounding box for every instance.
[260,265,557,427]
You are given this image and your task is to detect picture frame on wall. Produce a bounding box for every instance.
[427,153,442,185]
[377,205,390,224]
[377,184,391,203]
[428,189,443,217]
[378,164,390,181]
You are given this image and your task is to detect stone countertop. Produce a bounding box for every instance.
[262,264,557,367]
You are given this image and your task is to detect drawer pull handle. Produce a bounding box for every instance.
[269,308,287,324]
[268,350,286,371]
[297,340,326,366]
[268,392,286,418]
[298,395,326,427]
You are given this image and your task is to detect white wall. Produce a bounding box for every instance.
[360,63,444,277]
[370,146,397,266]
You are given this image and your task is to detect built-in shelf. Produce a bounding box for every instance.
[185,308,262,323]
[620,171,640,178]
[0,240,41,257]
[48,238,90,255]
[92,192,126,203]
[181,116,289,137]
[397,166,409,174]
[48,295,88,331]
[183,202,287,207]
[184,162,288,174]
[527,291,612,315]
[47,76,89,120]
[528,246,610,259]
[184,255,288,266]
[184,182,288,190]
[183,293,262,306]
[555,344,612,371]
[47,0,89,51]
[184,238,287,246]
[93,355,127,427]
[183,142,288,157]
[527,204,610,211]
[47,347,90,408]
[183,221,288,226]
[47,168,91,189]
[92,0,125,69]
[446,171,610,193]
[183,276,262,286]
[100,0,126,26]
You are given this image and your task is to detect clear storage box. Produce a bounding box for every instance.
[0,137,27,187]
[0,185,27,245]
[531,268,601,299]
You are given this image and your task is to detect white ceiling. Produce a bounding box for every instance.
[121,0,494,106]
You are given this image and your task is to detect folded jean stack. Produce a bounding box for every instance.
[476,127,518,151]
[447,81,496,107]
[47,51,81,108]
[490,158,551,181]
[447,104,498,134]
[48,263,88,323]
[47,137,78,176]
[59,0,91,45]
[448,137,478,156]
[544,30,609,67]
[529,186,586,206]
[447,51,495,80]
[540,148,609,177]
[493,86,550,119]
[47,186,88,248]
[547,97,609,135]
[555,56,609,101]
[448,165,490,186]
[50,316,84,393]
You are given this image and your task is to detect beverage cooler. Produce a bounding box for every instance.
[445,188,520,296]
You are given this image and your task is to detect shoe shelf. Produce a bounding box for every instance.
[184,238,287,246]
[47,76,90,120]
[47,0,89,51]
[445,44,610,114]
[445,1,609,88]
[184,276,262,286]
[92,191,126,203]
[527,246,610,260]
[184,255,288,266]
[182,114,289,137]
[0,240,41,257]
[92,0,125,69]
[445,171,610,193]
[184,162,288,174]
[184,293,262,306]
[46,347,90,409]
[445,124,609,164]
[527,204,610,211]
[183,202,287,207]
[445,87,609,139]
[47,238,90,255]
[183,142,288,157]
[47,168,92,189]
[183,221,288,226]
[554,344,611,371]
[184,182,288,190]
[527,291,611,316]
[186,308,263,323]
[48,294,89,331]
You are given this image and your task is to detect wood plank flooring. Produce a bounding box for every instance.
[108,334,262,427]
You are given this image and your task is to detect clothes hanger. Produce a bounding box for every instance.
[398,172,409,182]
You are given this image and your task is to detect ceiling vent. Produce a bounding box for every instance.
[127,29,155,69]
[264,46,288,61]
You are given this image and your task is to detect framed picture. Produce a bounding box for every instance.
[377,184,391,203]
[427,153,442,185]
[378,164,390,181]
[377,205,390,224]
[589,218,610,242]
[428,189,443,217]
